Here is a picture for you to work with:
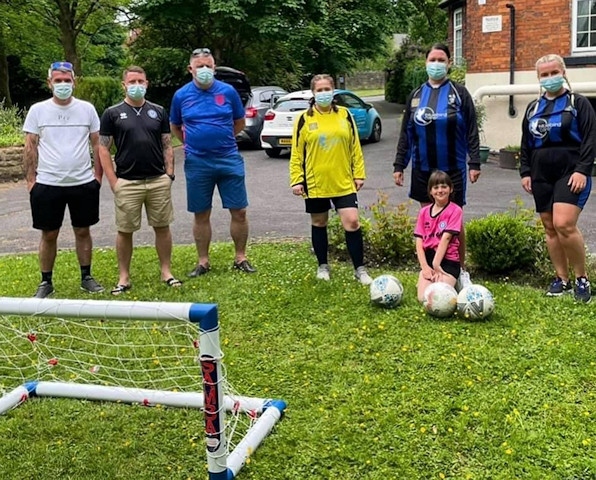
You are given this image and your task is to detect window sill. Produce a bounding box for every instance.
[563,55,596,66]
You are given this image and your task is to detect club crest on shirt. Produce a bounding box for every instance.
[215,94,225,106]
[411,98,420,108]
[309,123,318,130]
[448,93,456,105]
[147,109,158,119]
[439,221,447,230]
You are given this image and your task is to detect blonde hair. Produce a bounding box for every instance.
[535,54,571,97]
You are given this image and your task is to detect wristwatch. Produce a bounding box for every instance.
[167,173,175,181]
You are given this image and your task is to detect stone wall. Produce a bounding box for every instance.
[339,71,386,91]
[0,146,24,182]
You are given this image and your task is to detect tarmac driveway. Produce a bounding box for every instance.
[1,98,595,255]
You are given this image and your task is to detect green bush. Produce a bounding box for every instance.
[0,101,25,147]
[367,193,416,266]
[328,193,417,267]
[385,40,426,103]
[76,77,123,115]
[466,200,548,274]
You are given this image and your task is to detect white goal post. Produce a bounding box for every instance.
[0,297,286,480]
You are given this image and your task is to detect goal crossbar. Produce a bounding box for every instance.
[0,297,286,480]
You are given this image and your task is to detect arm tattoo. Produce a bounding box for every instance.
[161,134,172,149]
[99,135,113,148]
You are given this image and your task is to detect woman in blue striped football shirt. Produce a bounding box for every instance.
[520,54,596,303]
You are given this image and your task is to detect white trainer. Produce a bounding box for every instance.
[316,264,330,281]
[354,266,373,285]
[457,270,472,291]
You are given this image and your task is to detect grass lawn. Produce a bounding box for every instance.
[1,242,595,479]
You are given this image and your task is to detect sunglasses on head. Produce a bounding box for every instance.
[50,61,74,72]
[192,48,211,56]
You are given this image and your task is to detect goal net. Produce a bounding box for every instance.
[0,297,286,480]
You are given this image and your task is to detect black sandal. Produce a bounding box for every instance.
[164,277,183,288]
[111,284,131,296]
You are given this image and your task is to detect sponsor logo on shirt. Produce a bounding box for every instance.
[414,107,448,126]
[529,118,561,139]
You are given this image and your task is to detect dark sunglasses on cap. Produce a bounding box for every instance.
[50,61,74,72]
[192,48,211,56]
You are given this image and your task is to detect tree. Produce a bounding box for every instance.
[130,0,397,89]
[27,0,127,74]
[0,8,11,106]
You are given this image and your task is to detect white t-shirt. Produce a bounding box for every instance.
[23,97,100,186]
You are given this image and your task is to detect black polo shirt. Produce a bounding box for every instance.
[100,100,171,180]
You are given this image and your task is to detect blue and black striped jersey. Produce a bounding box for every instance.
[520,91,596,178]
[394,80,480,173]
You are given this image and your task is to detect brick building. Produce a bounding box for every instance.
[439,0,596,149]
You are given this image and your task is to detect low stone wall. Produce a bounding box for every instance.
[0,146,24,182]
[340,71,386,91]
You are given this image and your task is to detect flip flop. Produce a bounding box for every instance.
[164,277,183,288]
[111,284,131,296]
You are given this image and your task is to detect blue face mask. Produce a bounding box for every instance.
[126,84,146,101]
[426,62,448,81]
[314,91,333,108]
[53,83,73,100]
[195,66,214,85]
[540,75,565,93]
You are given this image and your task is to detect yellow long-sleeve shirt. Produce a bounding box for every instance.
[289,106,366,198]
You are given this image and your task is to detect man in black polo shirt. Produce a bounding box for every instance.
[98,65,181,295]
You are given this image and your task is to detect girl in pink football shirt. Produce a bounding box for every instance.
[414,170,463,301]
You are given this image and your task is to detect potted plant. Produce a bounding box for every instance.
[474,100,490,163]
[498,145,520,170]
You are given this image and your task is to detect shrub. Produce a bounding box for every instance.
[0,101,25,147]
[76,77,122,115]
[367,193,416,266]
[466,199,548,274]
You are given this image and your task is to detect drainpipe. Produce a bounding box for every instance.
[505,3,516,116]
[473,82,596,102]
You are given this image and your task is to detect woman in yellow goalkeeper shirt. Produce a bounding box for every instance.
[289,74,371,285]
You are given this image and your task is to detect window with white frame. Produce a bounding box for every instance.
[573,0,596,53]
[453,8,463,65]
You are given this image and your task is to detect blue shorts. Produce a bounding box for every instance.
[184,153,248,213]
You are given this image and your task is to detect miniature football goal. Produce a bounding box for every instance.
[0,297,286,479]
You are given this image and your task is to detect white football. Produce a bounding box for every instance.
[370,274,403,309]
[457,284,495,320]
[423,282,458,318]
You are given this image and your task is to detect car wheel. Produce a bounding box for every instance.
[369,118,382,143]
[265,148,282,158]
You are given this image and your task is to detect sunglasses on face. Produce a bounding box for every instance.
[192,48,211,56]
[50,61,74,72]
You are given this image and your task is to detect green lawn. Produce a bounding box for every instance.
[0,242,595,479]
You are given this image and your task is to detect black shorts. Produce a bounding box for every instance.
[305,193,359,214]
[30,180,101,231]
[532,173,592,212]
[424,249,461,280]
[409,169,466,207]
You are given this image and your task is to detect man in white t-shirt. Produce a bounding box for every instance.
[23,61,104,298]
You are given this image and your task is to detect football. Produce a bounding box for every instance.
[456,284,495,320]
[423,282,458,318]
[370,274,403,309]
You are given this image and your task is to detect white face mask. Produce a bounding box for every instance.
[53,82,73,100]
[195,66,214,85]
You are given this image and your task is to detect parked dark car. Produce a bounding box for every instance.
[214,67,287,148]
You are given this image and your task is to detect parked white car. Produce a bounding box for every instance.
[260,89,382,158]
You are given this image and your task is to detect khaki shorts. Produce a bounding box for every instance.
[114,174,174,232]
